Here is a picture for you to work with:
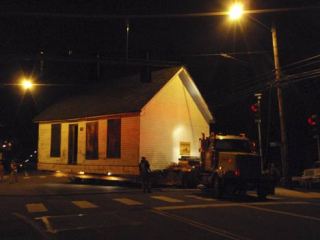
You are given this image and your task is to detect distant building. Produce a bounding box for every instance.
[34,67,213,175]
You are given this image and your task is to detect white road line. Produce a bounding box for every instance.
[151,196,184,203]
[72,201,98,209]
[151,209,251,240]
[113,198,143,206]
[267,195,284,200]
[26,203,48,213]
[38,176,47,179]
[13,213,51,239]
[185,195,216,201]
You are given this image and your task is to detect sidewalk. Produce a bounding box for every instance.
[0,171,69,196]
[275,187,320,199]
[0,171,141,196]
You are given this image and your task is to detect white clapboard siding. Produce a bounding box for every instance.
[140,70,209,170]
[38,116,140,175]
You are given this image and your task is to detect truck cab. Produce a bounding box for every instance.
[200,133,274,199]
[214,135,260,179]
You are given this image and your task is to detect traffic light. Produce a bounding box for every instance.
[250,103,261,120]
[307,114,319,135]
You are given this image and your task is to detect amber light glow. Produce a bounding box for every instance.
[21,78,34,90]
[228,2,244,21]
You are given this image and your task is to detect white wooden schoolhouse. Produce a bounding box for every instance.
[34,67,213,175]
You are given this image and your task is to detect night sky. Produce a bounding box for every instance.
[0,0,319,174]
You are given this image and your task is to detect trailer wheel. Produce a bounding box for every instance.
[213,176,223,198]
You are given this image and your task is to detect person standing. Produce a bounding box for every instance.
[0,160,4,182]
[139,156,152,193]
[9,161,18,183]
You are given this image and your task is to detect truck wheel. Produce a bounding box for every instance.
[257,188,267,200]
[213,176,223,198]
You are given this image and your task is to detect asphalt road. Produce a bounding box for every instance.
[0,173,319,240]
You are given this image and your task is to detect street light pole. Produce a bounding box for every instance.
[271,22,288,182]
[227,4,288,180]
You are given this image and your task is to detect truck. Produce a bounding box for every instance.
[67,132,275,199]
[198,133,275,199]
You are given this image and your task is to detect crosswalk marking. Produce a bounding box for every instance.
[151,196,184,203]
[72,201,98,209]
[267,195,284,200]
[247,192,283,200]
[185,195,216,201]
[26,203,48,213]
[113,198,143,206]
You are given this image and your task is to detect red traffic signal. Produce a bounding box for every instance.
[250,103,259,113]
[307,114,318,126]
[308,117,316,126]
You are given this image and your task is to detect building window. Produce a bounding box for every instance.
[107,119,121,158]
[86,122,98,160]
[50,124,61,157]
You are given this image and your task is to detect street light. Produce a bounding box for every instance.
[20,78,34,91]
[228,2,244,21]
[227,3,288,182]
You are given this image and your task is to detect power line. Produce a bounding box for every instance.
[0,6,318,20]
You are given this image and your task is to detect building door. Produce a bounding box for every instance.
[68,124,78,165]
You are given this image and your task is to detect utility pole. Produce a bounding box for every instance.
[271,22,288,183]
[125,19,130,61]
[316,134,320,162]
[254,93,264,173]
[39,50,44,75]
[96,52,101,81]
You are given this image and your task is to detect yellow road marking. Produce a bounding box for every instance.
[155,203,239,211]
[36,216,57,234]
[151,209,251,240]
[72,201,98,209]
[26,203,48,213]
[151,196,184,203]
[185,195,216,201]
[154,201,309,211]
[242,204,320,221]
[113,198,143,206]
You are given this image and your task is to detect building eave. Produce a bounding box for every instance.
[178,67,214,124]
[35,111,140,124]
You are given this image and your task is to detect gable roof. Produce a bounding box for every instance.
[34,66,213,123]
[34,67,181,122]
